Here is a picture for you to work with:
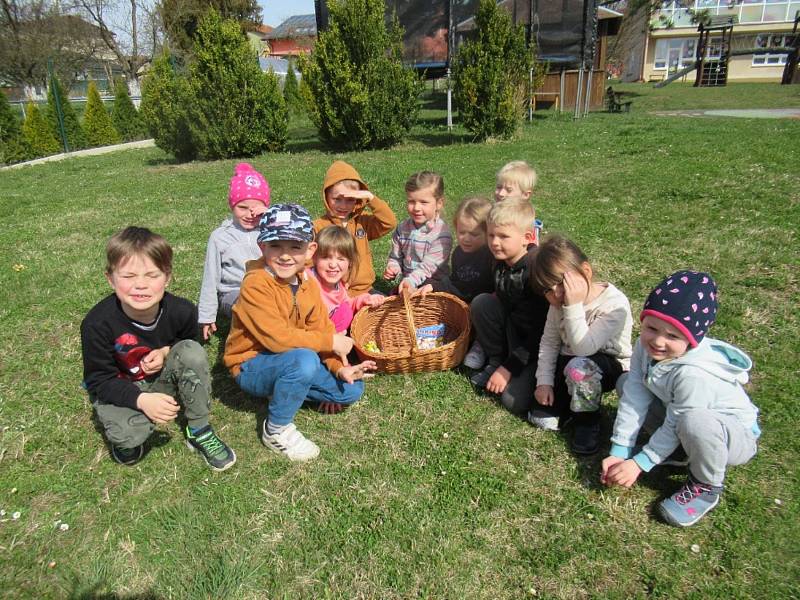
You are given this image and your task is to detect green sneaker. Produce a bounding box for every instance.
[185,425,236,471]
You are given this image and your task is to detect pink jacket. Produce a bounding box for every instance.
[310,268,383,333]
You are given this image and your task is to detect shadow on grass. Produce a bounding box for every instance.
[69,581,163,599]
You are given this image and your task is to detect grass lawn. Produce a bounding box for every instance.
[1,82,798,599]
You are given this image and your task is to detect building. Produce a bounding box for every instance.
[265,14,317,58]
[642,1,798,82]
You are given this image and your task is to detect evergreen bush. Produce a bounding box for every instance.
[0,93,31,164]
[112,79,147,141]
[45,75,86,151]
[140,53,197,161]
[22,102,60,157]
[451,0,537,141]
[185,9,288,159]
[83,81,121,147]
[282,60,302,114]
[298,0,421,150]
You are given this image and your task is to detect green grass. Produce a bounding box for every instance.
[1,82,799,599]
[611,80,800,111]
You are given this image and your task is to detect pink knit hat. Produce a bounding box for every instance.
[228,162,270,209]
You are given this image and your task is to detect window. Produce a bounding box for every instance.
[653,38,699,70]
[752,34,790,65]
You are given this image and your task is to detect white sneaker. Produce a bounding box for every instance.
[462,341,486,369]
[528,409,560,431]
[261,422,320,461]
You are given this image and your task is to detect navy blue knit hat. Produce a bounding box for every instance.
[257,203,314,244]
[641,270,718,348]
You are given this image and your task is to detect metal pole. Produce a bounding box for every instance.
[559,68,565,113]
[574,68,584,119]
[583,68,593,116]
[446,68,453,131]
[529,68,533,122]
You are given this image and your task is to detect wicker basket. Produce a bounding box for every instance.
[351,291,471,374]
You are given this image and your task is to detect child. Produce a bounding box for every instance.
[81,226,236,470]
[383,171,453,293]
[494,160,543,244]
[315,160,397,296]
[468,199,550,417]
[311,225,386,333]
[417,195,494,303]
[530,235,633,455]
[601,271,760,527]
[198,162,270,340]
[224,204,377,461]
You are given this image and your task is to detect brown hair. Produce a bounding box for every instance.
[405,171,444,200]
[530,234,591,294]
[314,225,359,284]
[105,226,173,276]
[453,195,492,230]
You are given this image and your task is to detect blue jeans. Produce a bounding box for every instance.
[236,349,363,426]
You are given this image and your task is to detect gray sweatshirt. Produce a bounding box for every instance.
[198,218,262,323]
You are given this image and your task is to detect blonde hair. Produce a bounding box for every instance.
[531,234,591,294]
[487,198,536,233]
[106,226,173,276]
[453,195,492,230]
[496,160,537,194]
[405,171,444,200]
[314,225,359,284]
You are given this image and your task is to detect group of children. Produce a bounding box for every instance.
[81,159,760,528]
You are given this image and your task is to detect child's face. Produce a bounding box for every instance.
[407,185,442,226]
[495,179,531,203]
[640,315,690,362]
[455,216,486,253]
[232,199,267,230]
[106,253,170,322]
[260,239,316,284]
[542,263,592,307]
[314,250,350,288]
[326,181,361,220]
[487,222,533,265]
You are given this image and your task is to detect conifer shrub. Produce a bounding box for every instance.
[140,53,197,161]
[0,93,31,164]
[451,0,538,140]
[22,102,60,157]
[185,9,288,159]
[83,81,121,147]
[46,75,86,151]
[298,0,421,150]
[282,60,302,114]
[112,78,147,141]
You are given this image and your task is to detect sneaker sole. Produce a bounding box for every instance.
[111,445,144,466]
[261,433,320,462]
[658,494,720,527]
[185,440,237,472]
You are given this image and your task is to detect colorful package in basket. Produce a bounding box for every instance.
[415,323,446,350]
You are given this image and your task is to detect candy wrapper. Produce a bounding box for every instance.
[364,340,380,353]
[415,323,446,350]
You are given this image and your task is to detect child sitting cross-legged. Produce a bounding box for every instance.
[530,235,633,455]
[224,204,377,461]
[601,270,760,527]
[311,225,386,334]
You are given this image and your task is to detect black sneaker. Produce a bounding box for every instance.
[111,444,144,466]
[571,421,600,455]
[185,425,237,471]
[469,363,498,389]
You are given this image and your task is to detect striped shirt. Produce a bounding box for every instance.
[386,217,452,288]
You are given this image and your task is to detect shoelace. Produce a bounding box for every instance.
[675,482,711,505]
[197,432,226,457]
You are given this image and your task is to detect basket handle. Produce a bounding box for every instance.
[401,289,418,355]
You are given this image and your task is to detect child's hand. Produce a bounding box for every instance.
[600,456,624,485]
[383,265,400,280]
[140,347,168,376]
[534,384,554,406]
[366,294,386,307]
[562,271,588,306]
[344,189,374,203]
[201,323,217,340]
[397,279,416,294]
[603,458,642,488]
[486,366,511,394]
[414,284,434,297]
[332,334,354,365]
[337,360,377,384]
[137,392,179,424]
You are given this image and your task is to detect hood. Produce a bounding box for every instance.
[671,337,752,385]
[321,160,369,224]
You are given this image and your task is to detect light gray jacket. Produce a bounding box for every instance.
[610,336,759,471]
[198,218,262,323]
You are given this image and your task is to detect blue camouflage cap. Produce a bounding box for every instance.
[257,203,315,244]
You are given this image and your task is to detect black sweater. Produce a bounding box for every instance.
[428,245,495,303]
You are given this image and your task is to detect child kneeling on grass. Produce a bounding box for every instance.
[601,270,760,527]
[81,226,236,470]
[224,204,376,461]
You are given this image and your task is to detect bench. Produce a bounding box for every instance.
[605,87,632,113]
[531,92,560,112]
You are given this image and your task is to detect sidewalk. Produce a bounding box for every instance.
[1,139,156,171]
[653,108,800,119]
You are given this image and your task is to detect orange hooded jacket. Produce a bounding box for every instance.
[314,161,397,296]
